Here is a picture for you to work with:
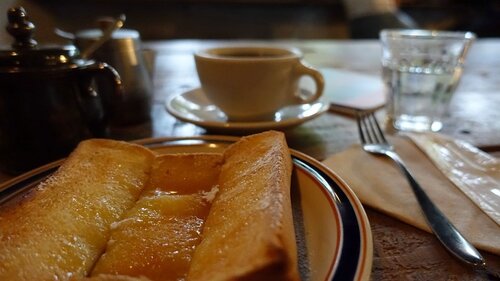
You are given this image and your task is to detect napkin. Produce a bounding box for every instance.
[300,68,385,115]
[406,132,500,226]
[320,68,385,113]
[322,134,500,255]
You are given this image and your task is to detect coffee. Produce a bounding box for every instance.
[205,47,294,60]
[216,52,285,58]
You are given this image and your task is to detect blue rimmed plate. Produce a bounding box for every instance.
[0,136,372,281]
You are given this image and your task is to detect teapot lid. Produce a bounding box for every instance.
[0,7,79,69]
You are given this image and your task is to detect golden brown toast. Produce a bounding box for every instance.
[144,153,223,195]
[0,132,299,281]
[187,131,299,281]
[91,153,222,281]
[78,274,152,281]
[0,139,155,281]
[91,194,211,281]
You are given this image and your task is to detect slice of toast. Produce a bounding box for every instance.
[78,274,152,281]
[0,139,155,281]
[91,153,222,281]
[91,194,211,281]
[0,132,299,281]
[187,131,299,281]
[144,153,223,196]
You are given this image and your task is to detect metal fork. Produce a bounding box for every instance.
[355,111,488,269]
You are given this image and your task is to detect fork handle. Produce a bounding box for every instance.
[385,151,485,267]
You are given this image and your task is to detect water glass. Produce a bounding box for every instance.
[380,29,475,132]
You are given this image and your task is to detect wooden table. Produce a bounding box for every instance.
[4,39,500,280]
[142,39,500,152]
[145,39,500,280]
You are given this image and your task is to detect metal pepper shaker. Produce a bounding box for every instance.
[74,19,153,126]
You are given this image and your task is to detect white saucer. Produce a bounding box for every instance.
[165,88,329,133]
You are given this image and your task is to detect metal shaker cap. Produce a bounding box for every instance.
[75,28,142,53]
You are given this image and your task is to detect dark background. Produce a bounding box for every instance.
[1,0,499,43]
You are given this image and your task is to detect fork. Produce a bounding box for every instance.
[355,111,489,269]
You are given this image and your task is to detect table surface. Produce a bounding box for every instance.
[127,39,500,280]
[3,38,500,280]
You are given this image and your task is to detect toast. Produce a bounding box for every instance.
[144,153,223,196]
[91,154,222,281]
[187,131,299,281]
[0,132,299,281]
[0,139,155,281]
[91,194,211,280]
[80,274,152,281]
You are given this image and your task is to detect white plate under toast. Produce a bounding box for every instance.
[0,136,372,281]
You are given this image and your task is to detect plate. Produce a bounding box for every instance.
[165,88,329,133]
[0,136,372,281]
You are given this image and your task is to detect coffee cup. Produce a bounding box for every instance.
[194,46,324,121]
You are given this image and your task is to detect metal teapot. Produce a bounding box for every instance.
[0,7,122,174]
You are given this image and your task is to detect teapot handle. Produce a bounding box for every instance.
[77,62,122,137]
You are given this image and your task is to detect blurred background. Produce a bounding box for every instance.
[1,0,499,44]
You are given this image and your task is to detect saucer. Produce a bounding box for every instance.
[165,88,329,133]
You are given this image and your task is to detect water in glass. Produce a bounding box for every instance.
[383,62,463,132]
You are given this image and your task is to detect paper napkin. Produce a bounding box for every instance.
[300,68,385,115]
[322,135,500,255]
[406,132,500,226]
[321,68,385,113]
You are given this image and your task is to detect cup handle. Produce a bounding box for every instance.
[293,61,324,104]
[77,62,123,136]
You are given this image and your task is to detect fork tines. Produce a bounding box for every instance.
[356,111,387,145]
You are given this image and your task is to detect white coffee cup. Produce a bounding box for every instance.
[194,46,324,121]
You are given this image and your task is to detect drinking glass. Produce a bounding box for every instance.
[380,29,475,132]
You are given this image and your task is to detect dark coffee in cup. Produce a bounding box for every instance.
[216,52,284,58]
